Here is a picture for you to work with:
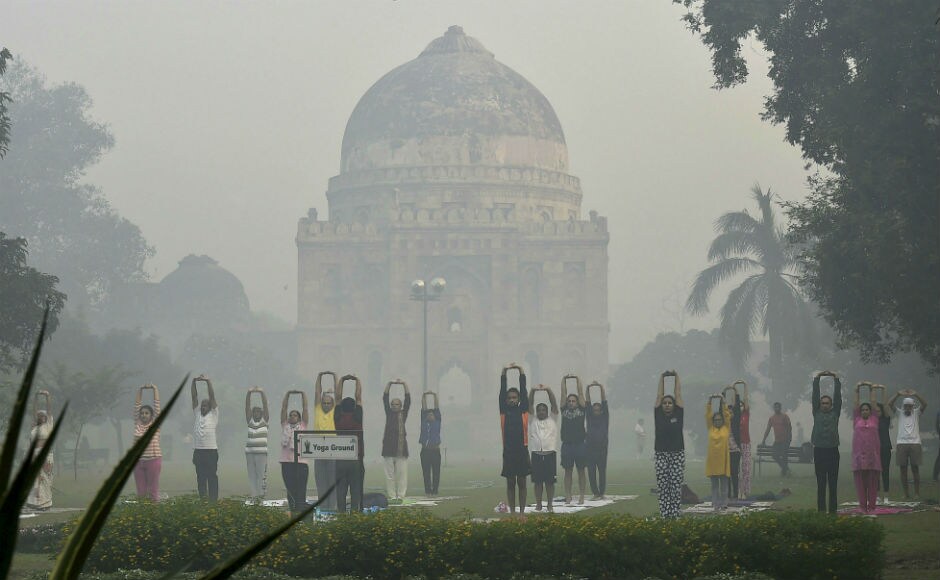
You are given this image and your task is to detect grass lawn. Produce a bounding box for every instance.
[14,456,940,578]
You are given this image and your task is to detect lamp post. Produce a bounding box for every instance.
[410,277,446,393]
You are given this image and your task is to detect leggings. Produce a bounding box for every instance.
[192,449,219,501]
[728,451,741,499]
[246,453,268,498]
[854,469,879,513]
[587,445,608,497]
[814,446,840,513]
[880,447,891,492]
[134,457,162,501]
[335,459,363,512]
[281,462,309,512]
[420,447,441,495]
[739,443,752,497]
[655,450,684,518]
[710,475,729,509]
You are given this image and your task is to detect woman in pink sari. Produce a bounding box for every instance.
[852,382,881,513]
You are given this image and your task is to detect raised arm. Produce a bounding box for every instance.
[431,391,439,410]
[706,396,715,421]
[547,386,559,415]
[655,373,665,408]
[301,391,309,424]
[353,376,362,405]
[529,384,543,414]
[560,376,569,404]
[315,372,329,406]
[245,388,253,423]
[136,386,144,420]
[260,389,269,422]
[402,381,411,412]
[887,390,902,414]
[911,390,927,413]
[575,376,585,407]
[738,380,749,412]
[812,373,822,411]
[499,365,509,413]
[673,371,683,407]
[205,377,217,410]
[281,391,291,424]
[151,385,160,416]
[518,368,528,410]
[191,377,199,409]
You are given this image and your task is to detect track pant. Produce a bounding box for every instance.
[814,446,839,514]
[280,462,309,512]
[880,447,891,493]
[587,444,608,496]
[314,459,337,510]
[134,457,162,501]
[772,442,790,474]
[420,447,441,495]
[854,469,879,513]
[728,451,741,499]
[739,443,752,497]
[192,449,219,501]
[654,450,684,518]
[710,475,729,509]
[335,459,363,512]
[384,456,408,499]
[246,453,267,498]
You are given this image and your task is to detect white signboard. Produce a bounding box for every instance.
[296,433,359,460]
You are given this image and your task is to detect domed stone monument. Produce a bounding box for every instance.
[297,27,608,411]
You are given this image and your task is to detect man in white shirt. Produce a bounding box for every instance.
[888,389,928,499]
[528,384,559,512]
[191,375,220,501]
[634,418,647,459]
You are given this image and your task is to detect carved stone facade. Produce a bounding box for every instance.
[296,27,608,413]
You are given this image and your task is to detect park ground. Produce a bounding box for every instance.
[12,456,940,579]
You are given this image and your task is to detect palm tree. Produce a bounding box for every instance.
[686,185,812,397]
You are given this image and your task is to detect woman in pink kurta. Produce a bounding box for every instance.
[852,383,881,513]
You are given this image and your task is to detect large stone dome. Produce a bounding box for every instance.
[340,26,569,174]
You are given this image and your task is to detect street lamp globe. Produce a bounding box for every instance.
[430,277,447,294]
[411,279,426,296]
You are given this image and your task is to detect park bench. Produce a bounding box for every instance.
[755,443,812,475]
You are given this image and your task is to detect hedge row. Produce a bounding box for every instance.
[59,497,883,580]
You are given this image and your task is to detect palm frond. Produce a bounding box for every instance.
[719,275,764,366]
[706,231,764,262]
[751,184,777,230]
[714,209,760,235]
[686,257,762,314]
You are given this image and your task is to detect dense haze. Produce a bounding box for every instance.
[4,0,809,362]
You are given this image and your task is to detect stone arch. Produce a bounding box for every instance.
[436,360,473,408]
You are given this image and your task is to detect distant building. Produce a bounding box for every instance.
[296,27,609,410]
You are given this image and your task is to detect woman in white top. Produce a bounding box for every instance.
[280,390,309,515]
[528,384,559,512]
[26,390,54,510]
[245,386,269,500]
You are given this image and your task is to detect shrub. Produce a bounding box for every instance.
[81,501,884,580]
[15,522,66,553]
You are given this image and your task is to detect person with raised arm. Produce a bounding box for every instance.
[191,375,220,501]
[134,384,163,501]
[382,379,412,503]
[280,389,309,515]
[499,363,529,515]
[852,382,881,513]
[811,371,842,513]
[888,388,928,499]
[314,371,337,510]
[654,370,684,518]
[722,385,742,501]
[585,381,610,500]
[26,390,54,511]
[736,381,752,498]
[761,402,792,477]
[871,385,892,502]
[419,391,442,497]
[705,395,732,511]
[334,374,364,512]
[528,384,559,511]
[244,386,269,501]
[560,374,588,505]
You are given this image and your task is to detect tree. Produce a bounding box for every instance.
[0,61,154,310]
[674,0,940,372]
[686,185,813,404]
[0,233,66,373]
[0,47,12,158]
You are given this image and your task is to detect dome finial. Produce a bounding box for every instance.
[420,26,493,58]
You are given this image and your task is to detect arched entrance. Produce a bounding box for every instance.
[437,362,472,407]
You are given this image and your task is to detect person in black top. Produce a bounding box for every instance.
[499,363,529,515]
[654,370,684,518]
[560,375,587,505]
[872,384,892,502]
[334,375,364,513]
[585,381,609,500]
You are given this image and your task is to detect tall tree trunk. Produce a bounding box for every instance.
[73,423,83,481]
[110,417,125,456]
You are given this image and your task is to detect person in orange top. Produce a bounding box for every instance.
[499,363,529,514]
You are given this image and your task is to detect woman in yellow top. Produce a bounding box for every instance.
[705,395,732,511]
[313,371,338,511]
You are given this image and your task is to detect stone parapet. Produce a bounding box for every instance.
[328,165,581,194]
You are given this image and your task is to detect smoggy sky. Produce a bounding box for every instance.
[4,0,809,361]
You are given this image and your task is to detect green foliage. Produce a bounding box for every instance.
[79,503,884,580]
[0,60,154,310]
[675,0,940,373]
[0,46,11,158]
[685,186,812,406]
[0,233,66,373]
